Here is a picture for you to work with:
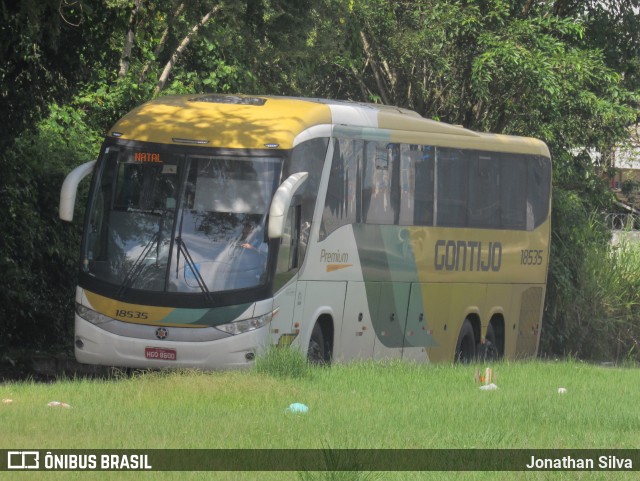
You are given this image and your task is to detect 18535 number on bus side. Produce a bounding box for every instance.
[521,249,543,266]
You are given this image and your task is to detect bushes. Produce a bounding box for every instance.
[541,187,640,362]
[0,105,100,351]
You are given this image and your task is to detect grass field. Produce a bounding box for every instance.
[2,359,640,480]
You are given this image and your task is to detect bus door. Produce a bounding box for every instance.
[339,282,376,361]
[271,203,303,343]
[402,283,437,361]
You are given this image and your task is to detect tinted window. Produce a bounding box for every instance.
[527,156,551,229]
[500,154,527,229]
[399,145,434,226]
[320,140,549,236]
[468,154,500,228]
[289,138,329,249]
[436,148,468,227]
[320,138,360,240]
[362,142,400,225]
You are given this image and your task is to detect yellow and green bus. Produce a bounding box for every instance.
[59,94,551,368]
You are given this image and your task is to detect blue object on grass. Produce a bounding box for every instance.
[286,403,309,413]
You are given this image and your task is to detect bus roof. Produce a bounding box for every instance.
[109,94,549,157]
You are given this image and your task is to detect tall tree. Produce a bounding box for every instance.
[1,0,78,143]
[155,3,223,93]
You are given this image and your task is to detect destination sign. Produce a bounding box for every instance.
[134,152,162,163]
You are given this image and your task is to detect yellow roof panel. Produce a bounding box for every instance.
[109,94,550,158]
[110,95,333,149]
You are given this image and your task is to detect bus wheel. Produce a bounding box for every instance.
[455,319,476,363]
[479,323,499,361]
[307,323,328,365]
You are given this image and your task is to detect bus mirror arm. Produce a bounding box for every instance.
[59,160,97,222]
[268,172,309,239]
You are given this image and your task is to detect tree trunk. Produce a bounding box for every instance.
[519,0,536,17]
[118,0,143,78]
[155,4,221,94]
[359,31,391,105]
[349,65,371,101]
[140,2,185,83]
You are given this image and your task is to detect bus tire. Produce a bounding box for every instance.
[307,322,328,365]
[455,319,476,363]
[479,323,499,361]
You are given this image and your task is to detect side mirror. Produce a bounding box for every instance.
[268,172,308,239]
[59,160,97,222]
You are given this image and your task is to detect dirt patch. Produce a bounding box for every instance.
[0,354,114,383]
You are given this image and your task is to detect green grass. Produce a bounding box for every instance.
[254,344,312,379]
[2,360,640,480]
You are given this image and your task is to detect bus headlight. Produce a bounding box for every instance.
[216,310,276,335]
[76,303,113,325]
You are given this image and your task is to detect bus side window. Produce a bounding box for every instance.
[468,153,500,228]
[527,156,551,230]
[288,137,328,261]
[436,148,468,227]
[320,138,360,240]
[500,154,527,229]
[404,145,434,226]
[362,142,399,225]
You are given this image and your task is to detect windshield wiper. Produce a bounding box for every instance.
[116,231,159,299]
[175,236,213,303]
[174,207,213,303]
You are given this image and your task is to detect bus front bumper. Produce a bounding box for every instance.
[74,315,268,370]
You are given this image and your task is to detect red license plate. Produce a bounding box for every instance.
[145,347,177,361]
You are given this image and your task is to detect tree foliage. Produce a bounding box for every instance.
[0,106,100,351]
[0,0,638,358]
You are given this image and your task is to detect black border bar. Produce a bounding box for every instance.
[2,449,639,471]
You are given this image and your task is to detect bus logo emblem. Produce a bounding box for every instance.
[7,451,39,469]
[155,327,169,340]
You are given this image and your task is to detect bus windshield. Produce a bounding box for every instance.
[84,142,282,294]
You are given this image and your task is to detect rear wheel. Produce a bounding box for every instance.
[455,319,476,363]
[479,323,500,361]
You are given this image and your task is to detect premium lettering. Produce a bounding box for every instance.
[320,249,349,264]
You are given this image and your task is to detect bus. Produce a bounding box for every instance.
[59,94,551,368]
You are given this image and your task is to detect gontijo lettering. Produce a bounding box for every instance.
[435,240,502,272]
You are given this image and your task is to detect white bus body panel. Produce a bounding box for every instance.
[289,281,347,357]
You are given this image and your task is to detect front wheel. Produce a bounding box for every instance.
[307,323,329,365]
[455,319,476,363]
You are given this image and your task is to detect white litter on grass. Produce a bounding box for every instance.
[558,387,568,394]
[285,403,309,413]
[2,398,13,405]
[47,401,71,408]
[479,383,498,391]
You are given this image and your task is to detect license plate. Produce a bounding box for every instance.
[145,347,177,361]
